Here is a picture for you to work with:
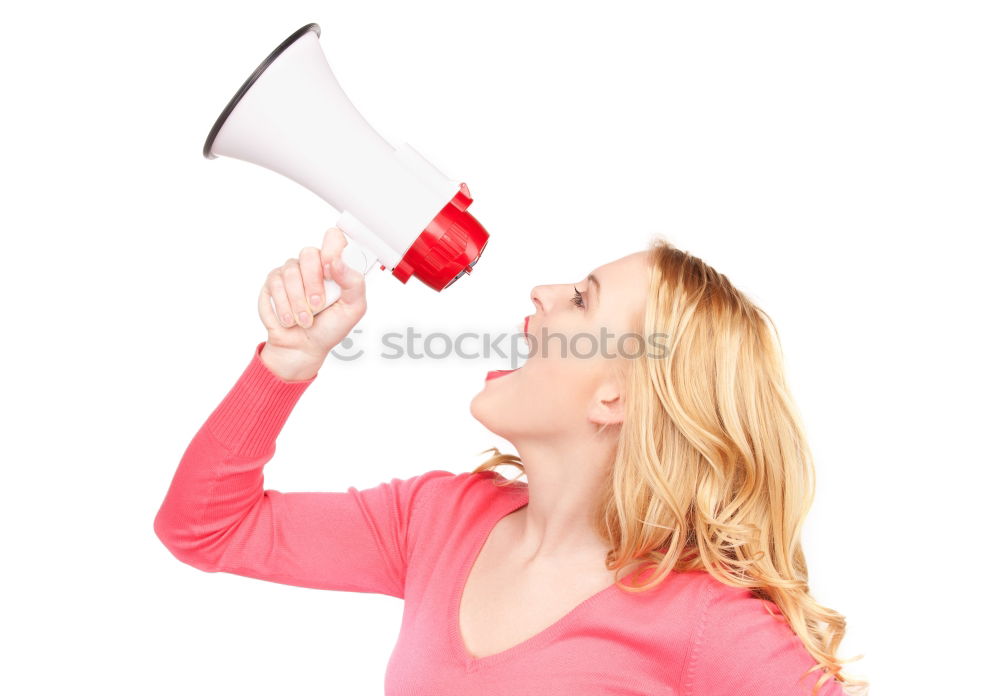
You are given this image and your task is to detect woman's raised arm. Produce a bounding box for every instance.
[153,339,452,596]
[155,227,452,595]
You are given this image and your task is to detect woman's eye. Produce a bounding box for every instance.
[571,286,585,309]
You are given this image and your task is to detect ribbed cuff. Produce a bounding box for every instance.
[204,341,317,458]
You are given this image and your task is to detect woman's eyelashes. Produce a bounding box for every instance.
[571,286,585,309]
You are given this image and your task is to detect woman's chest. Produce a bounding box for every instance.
[384,506,707,695]
[458,541,620,660]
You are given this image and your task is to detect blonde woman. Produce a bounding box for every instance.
[155,226,867,695]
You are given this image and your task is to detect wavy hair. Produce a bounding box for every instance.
[470,236,868,695]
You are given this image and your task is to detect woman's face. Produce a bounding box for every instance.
[471,250,651,441]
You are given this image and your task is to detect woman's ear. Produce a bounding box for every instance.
[587,382,625,427]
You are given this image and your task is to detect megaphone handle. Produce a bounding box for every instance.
[318,235,378,312]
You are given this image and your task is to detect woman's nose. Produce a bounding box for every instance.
[532,284,571,313]
[530,285,550,313]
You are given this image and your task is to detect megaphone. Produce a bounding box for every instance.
[203,23,489,311]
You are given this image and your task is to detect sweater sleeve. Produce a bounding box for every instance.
[153,340,454,598]
[683,582,847,696]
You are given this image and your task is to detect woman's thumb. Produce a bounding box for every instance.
[326,256,366,306]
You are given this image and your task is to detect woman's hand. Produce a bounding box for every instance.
[257,226,367,380]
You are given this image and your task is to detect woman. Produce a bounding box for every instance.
[154,227,867,695]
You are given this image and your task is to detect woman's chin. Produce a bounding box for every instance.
[469,363,532,435]
[469,391,511,435]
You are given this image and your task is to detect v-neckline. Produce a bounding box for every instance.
[448,483,630,672]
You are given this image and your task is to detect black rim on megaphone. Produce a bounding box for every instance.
[202,23,321,160]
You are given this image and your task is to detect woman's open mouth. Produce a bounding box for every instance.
[485,368,518,381]
[485,316,532,381]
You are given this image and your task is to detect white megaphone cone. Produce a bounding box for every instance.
[203,23,489,311]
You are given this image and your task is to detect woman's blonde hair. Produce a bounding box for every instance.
[471,236,868,695]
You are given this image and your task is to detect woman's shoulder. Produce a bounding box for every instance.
[682,573,845,695]
[696,573,797,624]
[407,467,527,516]
[690,574,800,646]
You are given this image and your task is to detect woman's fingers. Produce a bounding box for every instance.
[281,259,312,329]
[299,246,325,312]
[279,258,312,328]
[267,267,295,328]
[256,228,370,357]
[258,281,282,333]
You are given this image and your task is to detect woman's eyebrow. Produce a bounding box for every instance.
[587,273,601,304]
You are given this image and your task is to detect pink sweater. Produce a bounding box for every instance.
[154,341,847,696]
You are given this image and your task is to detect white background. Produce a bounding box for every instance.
[2,1,997,694]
